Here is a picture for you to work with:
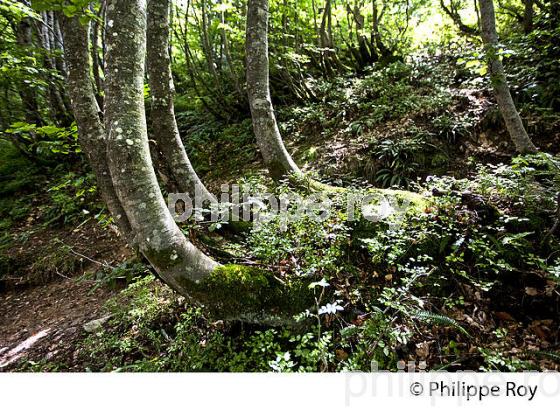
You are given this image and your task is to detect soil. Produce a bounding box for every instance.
[0,278,114,370]
[0,220,130,371]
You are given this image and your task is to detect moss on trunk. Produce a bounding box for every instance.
[177,264,314,322]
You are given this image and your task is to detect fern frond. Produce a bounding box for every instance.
[412,310,471,337]
[524,350,560,363]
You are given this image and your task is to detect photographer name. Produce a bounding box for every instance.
[428,381,538,401]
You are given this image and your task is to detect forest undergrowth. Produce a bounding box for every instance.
[1,45,559,371]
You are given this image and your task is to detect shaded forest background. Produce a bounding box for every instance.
[0,0,560,371]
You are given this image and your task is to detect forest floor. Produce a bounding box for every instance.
[1,184,558,371]
[0,220,129,371]
[0,274,115,370]
[1,58,560,371]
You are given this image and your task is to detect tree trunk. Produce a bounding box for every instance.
[15,5,42,125]
[104,0,221,294]
[219,0,243,100]
[90,3,104,108]
[146,0,214,202]
[199,0,221,89]
[52,13,73,116]
[246,0,303,180]
[346,3,374,71]
[59,14,133,243]
[522,0,534,34]
[62,2,309,321]
[38,11,69,125]
[478,0,537,153]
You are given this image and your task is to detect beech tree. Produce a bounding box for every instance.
[244,0,425,214]
[246,0,304,181]
[146,0,213,201]
[63,0,216,291]
[103,0,221,290]
[60,13,133,244]
[58,0,482,319]
[61,0,308,319]
[478,0,537,153]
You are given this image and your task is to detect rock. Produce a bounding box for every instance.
[83,315,112,333]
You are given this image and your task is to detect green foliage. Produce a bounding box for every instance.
[0,0,39,19]
[478,349,533,372]
[370,136,425,188]
[360,155,559,294]
[413,310,470,337]
[354,62,451,123]
[249,190,351,277]
[44,171,99,225]
[81,275,334,372]
[75,152,560,372]
[3,122,80,160]
[0,140,38,197]
[287,60,452,138]
[506,22,560,110]
[92,261,149,291]
[0,140,38,233]
[28,239,79,281]
[174,110,257,179]
[31,0,96,21]
[3,0,560,374]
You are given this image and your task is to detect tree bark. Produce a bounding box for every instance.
[90,3,104,108]
[478,0,537,153]
[104,0,219,291]
[246,0,303,180]
[59,14,133,242]
[440,0,480,37]
[15,3,42,126]
[522,0,534,34]
[37,11,69,125]
[146,0,214,202]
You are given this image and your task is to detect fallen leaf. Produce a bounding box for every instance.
[525,287,538,296]
[494,311,515,321]
[336,349,349,360]
[415,341,430,359]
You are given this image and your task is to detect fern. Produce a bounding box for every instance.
[524,350,560,363]
[412,310,471,337]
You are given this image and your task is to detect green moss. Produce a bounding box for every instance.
[389,189,429,211]
[179,264,313,322]
[227,220,253,233]
[288,170,428,208]
[143,245,182,272]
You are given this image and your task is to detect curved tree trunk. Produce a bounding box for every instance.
[246,0,303,181]
[244,0,426,210]
[60,14,133,243]
[61,1,314,321]
[104,0,219,291]
[60,0,422,320]
[146,0,214,202]
[478,0,537,153]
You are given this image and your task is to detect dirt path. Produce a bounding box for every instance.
[0,220,131,371]
[0,278,116,371]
